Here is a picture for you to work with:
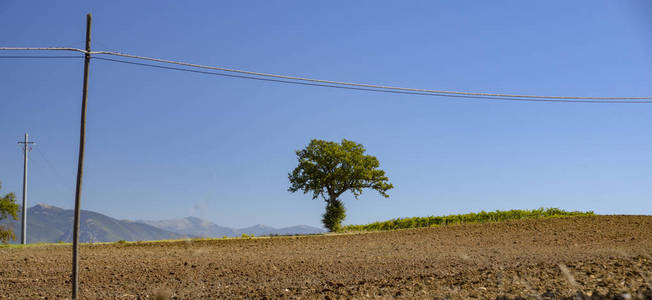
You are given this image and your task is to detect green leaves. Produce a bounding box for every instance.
[0,181,19,244]
[288,139,393,202]
[288,139,393,232]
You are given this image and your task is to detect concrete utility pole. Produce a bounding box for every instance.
[72,13,92,300]
[17,133,34,245]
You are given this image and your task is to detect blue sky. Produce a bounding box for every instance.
[1,1,651,228]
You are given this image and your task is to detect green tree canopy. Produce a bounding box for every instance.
[288,139,393,231]
[0,181,19,243]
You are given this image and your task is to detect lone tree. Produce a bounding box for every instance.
[0,181,19,243]
[288,139,393,232]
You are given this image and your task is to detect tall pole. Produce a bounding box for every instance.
[72,13,91,300]
[21,133,28,244]
[17,133,33,245]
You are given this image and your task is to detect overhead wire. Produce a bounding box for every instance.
[92,56,652,104]
[33,147,75,195]
[2,47,652,102]
[93,51,652,101]
[0,47,88,53]
[0,55,83,59]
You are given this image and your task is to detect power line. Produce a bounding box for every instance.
[94,51,652,101]
[0,47,88,53]
[33,147,75,196]
[2,47,652,102]
[0,55,83,59]
[92,56,652,104]
[34,147,70,185]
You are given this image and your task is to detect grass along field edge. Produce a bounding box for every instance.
[341,207,594,232]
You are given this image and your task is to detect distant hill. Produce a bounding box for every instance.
[0,204,325,244]
[138,216,239,238]
[138,217,325,237]
[2,204,183,243]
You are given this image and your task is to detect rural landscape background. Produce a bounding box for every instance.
[1,1,651,299]
[1,1,651,230]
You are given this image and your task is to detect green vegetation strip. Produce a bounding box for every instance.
[342,208,594,232]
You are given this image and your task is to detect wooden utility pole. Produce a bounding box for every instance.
[72,13,92,300]
[17,133,34,245]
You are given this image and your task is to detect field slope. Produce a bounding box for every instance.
[0,215,650,299]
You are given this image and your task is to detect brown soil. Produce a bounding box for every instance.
[0,215,650,299]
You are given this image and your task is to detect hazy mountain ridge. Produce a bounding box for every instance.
[1,204,324,243]
[138,216,239,237]
[138,217,325,237]
[2,204,183,243]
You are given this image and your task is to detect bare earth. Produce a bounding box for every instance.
[0,215,650,299]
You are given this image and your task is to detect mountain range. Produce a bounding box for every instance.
[138,216,325,238]
[2,204,324,244]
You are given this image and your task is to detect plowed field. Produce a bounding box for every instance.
[1,216,650,299]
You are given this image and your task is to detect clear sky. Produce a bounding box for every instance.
[1,1,651,228]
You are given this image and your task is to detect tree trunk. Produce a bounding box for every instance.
[322,198,346,232]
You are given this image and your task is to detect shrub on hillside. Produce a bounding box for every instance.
[342,208,594,232]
